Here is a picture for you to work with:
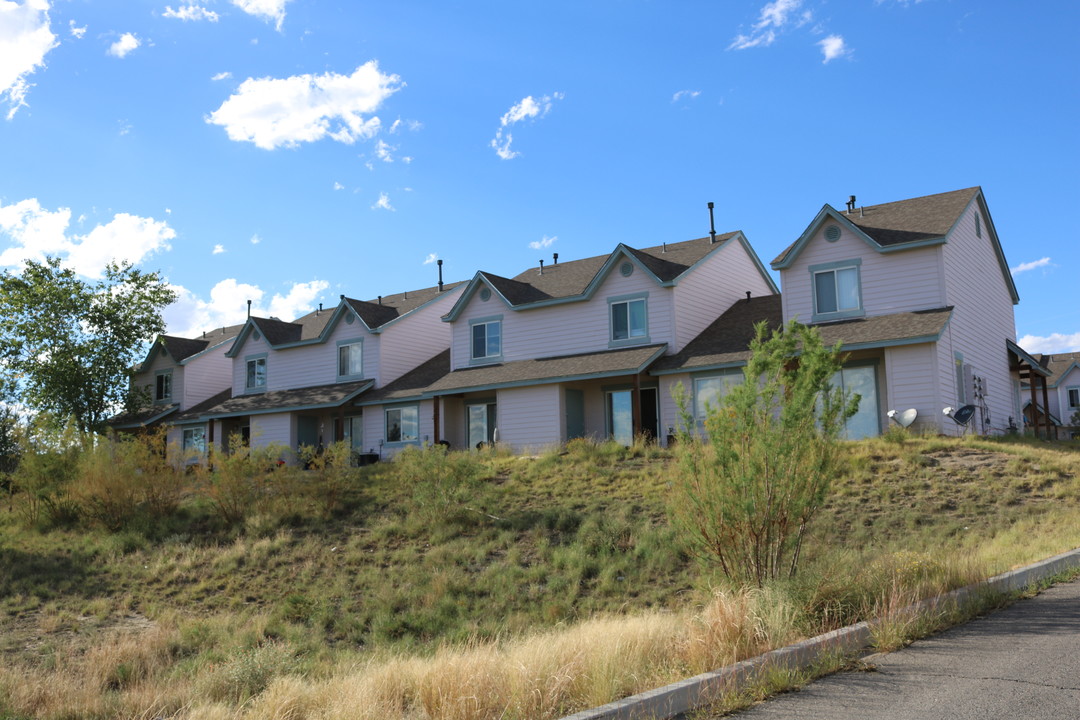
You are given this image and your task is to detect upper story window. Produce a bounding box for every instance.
[338,340,363,379]
[810,259,863,322]
[246,356,266,391]
[609,293,649,346]
[155,370,172,402]
[470,317,502,363]
[1068,387,1080,409]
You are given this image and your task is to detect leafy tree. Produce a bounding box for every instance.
[0,256,176,432]
[669,319,858,587]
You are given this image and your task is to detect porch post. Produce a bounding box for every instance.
[1029,369,1041,439]
[208,418,215,448]
[1041,374,1052,440]
[433,396,441,443]
[632,373,642,440]
[336,408,345,442]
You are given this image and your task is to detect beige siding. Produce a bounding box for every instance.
[494,385,561,453]
[452,260,675,370]
[780,221,946,323]
[673,239,775,351]
[378,287,462,385]
[941,202,1018,434]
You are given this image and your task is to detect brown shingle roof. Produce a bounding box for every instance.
[346,282,467,329]
[1035,352,1080,387]
[171,389,232,424]
[424,344,668,395]
[204,380,373,418]
[773,187,981,265]
[107,403,179,429]
[160,336,210,363]
[814,307,953,348]
[358,350,452,405]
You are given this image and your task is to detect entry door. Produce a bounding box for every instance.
[565,389,585,440]
[297,416,319,448]
[833,366,880,439]
[467,403,497,448]
[607,390,634,445]
[640,387,659,441]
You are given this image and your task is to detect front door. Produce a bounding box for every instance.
[297,415,319,449]
[833,365,880,439]
[565,389,585,440]
[467,402,497,448]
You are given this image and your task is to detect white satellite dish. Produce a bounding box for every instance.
[887,408,918,428]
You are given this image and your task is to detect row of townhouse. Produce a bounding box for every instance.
[1022,352,1080,439]
[110,186,1053,459]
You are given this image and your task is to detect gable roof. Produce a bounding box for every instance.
[445,232,778,320]
[201,379,373,419]
[107,403,179,430]
[1033,351,1080,388]
[135,323,244,372]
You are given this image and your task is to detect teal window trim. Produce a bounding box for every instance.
[608,291,651,348]
[384,402,421,446]
[1066,386,1080,410]
[809,258,864,323]
[469,314,503,365]
[336,337,365,381]
[154,369,173,404]
[244,352,268,393]
[691,368,743,423]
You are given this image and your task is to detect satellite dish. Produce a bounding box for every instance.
[951,405,976,426]
[896,409,918,428]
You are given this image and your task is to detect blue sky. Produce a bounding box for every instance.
[1,0,1077,352]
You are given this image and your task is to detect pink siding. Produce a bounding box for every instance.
[673,239,775,352]
[883,343,944,434]
[1053,366,1080,422]
[378,286,462,384]
[251,413,292,455]
[232,332,270,395]
[361,399,437,459]
[780,222,946,323]
[452,259,676,370]
[658,374,691,440]
[138,350,184,407]
[495,385,561,453]
[941,202,1018,435]
[181,342,231,408]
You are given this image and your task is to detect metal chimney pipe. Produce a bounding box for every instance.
[553,252,558,265]
[437,258,444,292]
[708,201,717,244]
[246,299,251,319]
[539,259,544,274]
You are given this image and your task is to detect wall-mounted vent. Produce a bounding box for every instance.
[824,225,841,242]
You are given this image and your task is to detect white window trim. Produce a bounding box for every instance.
[809,259,864,323]
[608,292,650,348]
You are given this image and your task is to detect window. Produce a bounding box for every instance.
[831,364,880,440]
[155,371,172,402]
[693,370,742,423]
[471,318,502,362]
[810,260,862,321]
[607,390,634,446]
[610,295,648,345]
[341,415,363,450]
[182,427,206,455]
[1068,387,1080,409]
[467,402,497,448]
[385,405,419,443]
[975,213,982,238]
[338,341,363,378]
[246,356,266,390]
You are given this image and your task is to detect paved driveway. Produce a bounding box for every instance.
[729,579,1080,719]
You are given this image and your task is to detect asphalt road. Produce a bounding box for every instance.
[728,579,1080,719]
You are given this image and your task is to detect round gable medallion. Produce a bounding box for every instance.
[345,313,354,324]
[252,330,261,342]
[620,261,634,277]
[824,225,841,242]
[479,287,492,302]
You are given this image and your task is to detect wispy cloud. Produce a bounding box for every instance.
[250,233,261,244]
[422,253,438,265]
[529,235,557,250]
[375,139,396,162]
[0,0,59,119]
[729,0,810,50]
[69,20,86,39]
[212,244,225,254]
[818,34,851,63]
[1017,332,1080,354]
[211,71,232,81]
[163,5,219,22]
[231,0,292,31]
[333,181,344,191]
[1010,257,1052,275]
[490,92,564,160]
[206,61,402,150]
[108,32,141,58]
[671,90,701,103]
[372,192,394,211]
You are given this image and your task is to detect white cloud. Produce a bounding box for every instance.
[375,138,395,162]
[1017,332,1080,354]
[0,198,174,278]
[672,90,701,103]
[231,0,291,31]
[423,253,437,265]
[333,181,344,190]
[212,244,225,254]
[108,32,140,58]
[0,0,58,120]
[818,34,851,63]
[250,233,261,244]
[68,19,86,38]
[490,92,563,160]
[164,277,329,336]
[1010,257,1052,275]
[163,5,219,22]
[211,71,232,81]
[729,0,809,51]
[206,61,403,150]
[529,235,557,250]
[372,192,393,211]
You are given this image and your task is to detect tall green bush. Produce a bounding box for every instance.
[394,445,485,524]
[670,320,857,587]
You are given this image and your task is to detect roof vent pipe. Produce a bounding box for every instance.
[847,195,856,213]
[404,290,408,299]
[746,291,751,301]
[860,205,864,217]
[378,295,382,305]
[318,302,322,315]
[539,259,544,274]
[553,252,558,265]
[662,242,667,253]
[437,258,444,292]
[246,299,251,319]
[708,201,717,244]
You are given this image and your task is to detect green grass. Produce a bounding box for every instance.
[1,434,1079,719]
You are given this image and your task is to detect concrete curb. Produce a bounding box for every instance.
[559,547,1080,720]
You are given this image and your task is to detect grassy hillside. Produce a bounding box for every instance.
[1,435,1079,719]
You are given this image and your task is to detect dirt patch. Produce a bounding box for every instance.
[924,448,1013,474]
